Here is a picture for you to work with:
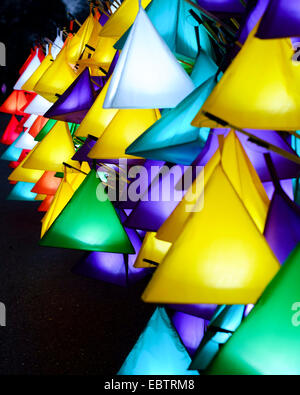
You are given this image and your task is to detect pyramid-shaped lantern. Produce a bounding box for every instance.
[44,68,96,124]
[40,169,134,253]
[142,132,280,305]
[118,307,199,375]
[126,78,215,164]
[103,1,195,109]
[192,24,300,131]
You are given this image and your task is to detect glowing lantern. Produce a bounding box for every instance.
[142,132,279,305]
[40,169,134,253]
[192,24,300,131]
[118,307,199,375]
[103,3,195,109]
[126,78,215,164]
[44,68,96,124]
[28,116,48,138]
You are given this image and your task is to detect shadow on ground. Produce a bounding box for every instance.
[0,114,154,375]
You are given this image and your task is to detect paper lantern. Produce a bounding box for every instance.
[192,24,300,131]
[118,307,199,375]
[44,68,96,124]
[88,109,160,159]
[64,13,96,66]
[22,121,78,172]
[40,169,134,253]
[206,245,300,375]
[103,4,195,109]
[126,78,215,164]
[158,131,270,242]
[142,132,279,305]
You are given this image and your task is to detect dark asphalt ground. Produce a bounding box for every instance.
[0,113,154,375]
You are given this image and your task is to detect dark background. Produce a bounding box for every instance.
[0,0,154,374]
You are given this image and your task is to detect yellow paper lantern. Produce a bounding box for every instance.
[192,25,300,131]
[142,132,278,305]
